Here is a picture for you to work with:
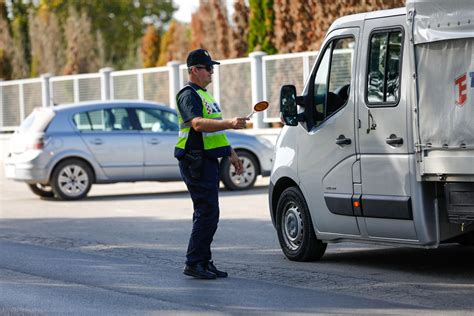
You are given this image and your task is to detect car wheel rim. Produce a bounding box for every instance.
[282,202,303,251]
[58,165,89,197]
[229,156,256,188]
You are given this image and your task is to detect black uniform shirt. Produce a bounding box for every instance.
[177,82,205,150]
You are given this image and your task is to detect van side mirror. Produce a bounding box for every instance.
[280,85,298,126]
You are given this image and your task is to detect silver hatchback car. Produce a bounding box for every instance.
[4,101,274,200]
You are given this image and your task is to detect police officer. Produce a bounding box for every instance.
[175,49,248,279]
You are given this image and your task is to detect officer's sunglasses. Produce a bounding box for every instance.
[194,65,214,72]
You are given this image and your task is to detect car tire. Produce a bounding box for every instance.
[220,150,258,191]
[276,187,327,261]
[51,159,93,200]
[27,183,55,198]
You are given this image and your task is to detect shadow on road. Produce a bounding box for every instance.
[2,216,474,312]
[322,244,474,278]
[36,184,270,202]
[1,216,474,281]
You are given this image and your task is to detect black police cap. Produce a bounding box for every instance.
[187,49,220,67]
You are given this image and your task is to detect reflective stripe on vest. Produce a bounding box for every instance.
[175,84,231,157]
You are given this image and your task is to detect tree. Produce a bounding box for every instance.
[41,0,176,69]
[141,24,161,67]
[291,0,313,52]
[190,0,220,58]
[211,0,230,59]
[262,0,276,54]
[157,20,190,66]
[63,7,100,75]
[0,3,12,80]
[229,0,249,58]
[9,0,32,78]
[307,0,406,51]
[248,0,276,54]
[273,0,295,53]
[28,4,65,76]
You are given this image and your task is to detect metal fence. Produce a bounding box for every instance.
[0,51,319,131]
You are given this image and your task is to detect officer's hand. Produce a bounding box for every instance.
[230,150,244,175]
[229,117,249,129]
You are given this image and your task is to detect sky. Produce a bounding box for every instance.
[172,0,234,23]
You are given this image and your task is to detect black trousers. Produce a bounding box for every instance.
[179,156,220,266]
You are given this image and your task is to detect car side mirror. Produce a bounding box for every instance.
[280,85,298,126]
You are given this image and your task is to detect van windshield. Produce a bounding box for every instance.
[19,108,55,133]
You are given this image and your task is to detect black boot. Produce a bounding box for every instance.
[207,261,228,278]
[183,262,216,279]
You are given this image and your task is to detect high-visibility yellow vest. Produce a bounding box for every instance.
[175,84,231,158]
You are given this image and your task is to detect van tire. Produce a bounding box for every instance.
[276,187,327,261]
[220,151,258,191]
[51,159,92,200]
[28,183,55,198]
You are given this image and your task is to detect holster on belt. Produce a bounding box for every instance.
[184,149,204,179]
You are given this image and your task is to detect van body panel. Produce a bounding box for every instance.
[297,27,361,237]
[355,15,418,240]
[360,155,411,196]
[365,218,417,239]
[270,126,299,181]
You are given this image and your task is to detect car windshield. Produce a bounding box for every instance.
[19,107,55,133]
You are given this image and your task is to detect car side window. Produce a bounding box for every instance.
[73,108,135,131]
[367,29,402,106]
[135,108,179,132]
[311,36,354,126]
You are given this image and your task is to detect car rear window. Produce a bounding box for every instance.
[19,107,55,133]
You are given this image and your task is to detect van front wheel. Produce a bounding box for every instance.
[276,187,327,261]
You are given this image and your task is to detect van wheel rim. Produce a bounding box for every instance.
[58,165,89,197]
[282,203,303,250]
[229,156,256,188]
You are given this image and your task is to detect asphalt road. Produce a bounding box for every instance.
[1,165,474,315]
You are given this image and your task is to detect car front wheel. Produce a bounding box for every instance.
[220,151,258,190]
[276,187,327,261]
[51,159,93,200]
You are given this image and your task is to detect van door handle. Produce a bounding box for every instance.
[336,135,351,145]
[92,138,103,145]
[386,134,403,146]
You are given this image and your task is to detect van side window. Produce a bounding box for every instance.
[367,30,402,106]
[312,37,354,126]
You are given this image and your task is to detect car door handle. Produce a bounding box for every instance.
[336,135,351,145]
[386,134,403,146]
[91,138,103,145]
[148,138,160,145]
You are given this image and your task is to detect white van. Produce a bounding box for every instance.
[270,0,474,261]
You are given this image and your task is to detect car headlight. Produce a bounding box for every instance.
[256,136,274,150]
